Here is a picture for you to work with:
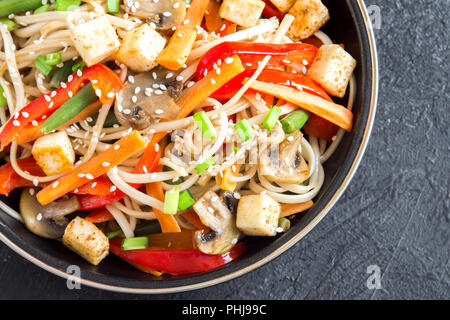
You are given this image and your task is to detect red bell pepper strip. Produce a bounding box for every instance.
[195,41,318,82]
[109,238,247,275]
[76,143,161,210]
[218,20,237,37]
[85,207,114,223]
[262,0,285,21]
[0,64,123,151]
[0,158,45,196]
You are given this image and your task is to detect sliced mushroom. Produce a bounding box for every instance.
[259,130,309,184]
[221,191,240,214]
[20,188,70,239]
[115,69,183,130]
[124,0,186,31]
[192,191,241,255]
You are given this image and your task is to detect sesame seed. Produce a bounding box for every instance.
[33,179,38,186]
[102,162,110,167]
[52,181,59,188]
[114,144,120,150]
[86,174,94,180]
[110,186,117,192]
[77,173,85,178]
[224,57,234,64]
[12,120,20,126]
[91,182,97,188]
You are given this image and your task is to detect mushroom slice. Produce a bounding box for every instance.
[115,70,182,130]
[192,191,241,255]
[124,0,186,31]
[20,188,69,239]
[259,130,309,184]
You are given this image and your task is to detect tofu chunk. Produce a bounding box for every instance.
[116,24,166,72]
[269,0,296,13]
[62,217,109,266]
[236,194,281,236]
[70,16,120,66]
[287,0,329,40]
[219,0,265,28]
[307,44,357,97]
[32,131,75,176]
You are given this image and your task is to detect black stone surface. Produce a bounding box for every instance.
[0,0,448,299]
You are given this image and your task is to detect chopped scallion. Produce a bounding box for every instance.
[178,190,195,211]
[280,109,309,133]
[72,60,85,72]
[34,55,53,76]
[45,52,61,66]
[0,85,7,108]
[106,229,123,239]
[0,0,43,18]
[0,18,19,31]
[163,187,180,215]
[121,236,149,251]
[55,0,81,11]
[34,4,49,14]
[261,106,281,130]
[234,119,254,142]
[194,156,216,174]
[278,217,291,232]
[106,0,120,13]
[193,111,217,139]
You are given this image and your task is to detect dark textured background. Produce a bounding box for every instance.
[0,0,448,300]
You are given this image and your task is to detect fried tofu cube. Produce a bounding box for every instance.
[70,16,120,66]
[219,0,265,28]
[116,24,167,72]
[269,0,296,13]
[307,44,357,97]
[236,194,281,236]
[287,0,329,40]
[62,217,109,266]
[31,131,75,176]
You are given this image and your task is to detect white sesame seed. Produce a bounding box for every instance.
[110,186,117,192]
[114,144,120,150]
[102,162,110,167]
[86,174,94,180]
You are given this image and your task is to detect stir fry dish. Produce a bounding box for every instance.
[0,0,356,276]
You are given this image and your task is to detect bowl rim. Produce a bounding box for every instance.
[0,0,378,294]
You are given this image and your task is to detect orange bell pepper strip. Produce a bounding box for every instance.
[280,200,314,218]
[0,158,45,196]
[36,130,146,206]
[204,0,222,32]
[181,210,210,232]
[218,20,236,37]
[216,164,240,192]
[249,80,353,132]
[145,182,181,233]
[150,54,245,145]
[157,0,210,70]
[0,64,123,151]
[85,207,114,223]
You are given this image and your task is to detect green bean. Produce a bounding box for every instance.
[0,0,43,18]
[50,60,76,86]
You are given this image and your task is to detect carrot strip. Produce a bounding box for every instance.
[249,80,353,131]
[263,94,274,107]
[280,200,314,218]
[150,54,245,145]
[204,0,222,32]
[145,182,181,233]
[36,130,146,205]
[157,0,210,70]
[217,164,240,192]
[181,210,210,232]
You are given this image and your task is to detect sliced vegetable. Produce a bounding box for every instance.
[157,0,209,70]
[149,55,245,145]
[279,200,314,218]
[55,0,81,11]
[195,156,216,174]
[122,237,149,251]
[234,119,254,142]
[0,64,124,151]
[262,0,285,21]
[193,111,217,139]
[196,42,318,81]
[261,106,281,130]
[0,158,44,196]
[163,187,179,215]
[72,60,85,72]
[218,20,236,37]
[204,0,222,32]
[249,80,353,131]
[145,182,181,233]
[303,114,339,141]
[278,217,290,232]
[178,190,195,211]
[106,0,120,13]
[34,4,49,14]
[218,164,240,192]
[45,52,61,66]
[36,130,146,205]
[181,210,209,231]
[0,18,19,31]
[0,85,7,107]
[0,0,42,18]
[33,55,53,76]
[40,83,97,134]
[109,239,247,275]
[85,207,114,223]
[281,109,309,133]
[50,60,76,86]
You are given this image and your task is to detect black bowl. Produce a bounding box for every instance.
[0,0,378,293]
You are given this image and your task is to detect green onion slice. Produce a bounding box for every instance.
[193,111,217,140]
[121,236,149,251]
[194,156,216,174]
[261,106,281,130]
[178,190,195,211]
[234,119,254,142]
[280,109,309,133]
[163,187,180,215]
